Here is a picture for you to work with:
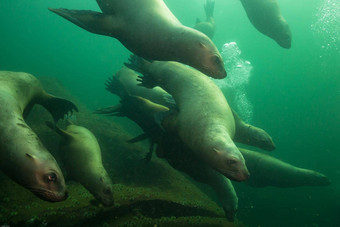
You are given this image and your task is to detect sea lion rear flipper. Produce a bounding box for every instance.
[105,75,129,99]
[39,96,78,122]
[48,8,119,36]
[124,55,156,88]
[204,0,215,19]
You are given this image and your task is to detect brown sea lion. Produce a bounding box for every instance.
[47,122,114,206]
[96,95,238,221]
[240,0,292,48]
[193,0,216,39]
[48,0,226,78]
[239,148,331,188]
[0,71,77,202]
[125,56,249,182]
[105,67,275,151]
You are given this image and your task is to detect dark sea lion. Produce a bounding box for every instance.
[47,122,114,206]
[105,67,275,151]
[193,0,216,39]
[0,71,77,202]
[49,0,226,78]
[239,148,331,188]
[125,56,249,182]
[240,0,292,48]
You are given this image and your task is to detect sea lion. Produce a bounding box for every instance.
[125,56,249,182]
[49,0,226,78]
[96,95,238,221]
[105,67,275,151]
[239,148,331,188]
[47,122,114,206]
[0,71,77,202]
[240,0,292,48]
[193,0,216,39]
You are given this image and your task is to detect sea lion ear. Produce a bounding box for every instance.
[213,148,221,154]
[25,153,35,160]
[199,42,207,48]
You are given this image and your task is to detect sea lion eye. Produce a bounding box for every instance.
[47,173,57,182]
[212,55,221,65]
[103,188,112,195]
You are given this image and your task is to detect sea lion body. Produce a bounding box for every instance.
[127,58,249,181]
[51,123,114,206]
[49,0,226,78]
[240,0,292,48]
[240,148,331,187]
[0,71,77,202]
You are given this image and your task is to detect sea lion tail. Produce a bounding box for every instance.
[39,95,78,122]
[204,0,215,19]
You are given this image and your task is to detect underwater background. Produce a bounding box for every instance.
[0,0,339,226]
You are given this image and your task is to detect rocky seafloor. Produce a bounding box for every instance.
[0,77,244,227]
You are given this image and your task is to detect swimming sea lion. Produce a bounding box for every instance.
[47,122,114,206]
[96,95,238,221]
[49,0,226,78]
[193,0,216,39]
[105,67,275,151]
[125,56,249,181]
[240,0,292,48]
[239,148,331,188]
[0,71,77,202]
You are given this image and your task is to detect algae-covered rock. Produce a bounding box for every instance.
[0,76,243,226]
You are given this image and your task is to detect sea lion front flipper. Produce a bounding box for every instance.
[48,8,120,36]
[232,109,276,151]
[45,121,73,139]
[39,95,78,122]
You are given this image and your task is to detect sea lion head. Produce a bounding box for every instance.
[89,171,114,207]
[182,28,226,78]
[272,18,292,49]
[212,147,250,182]
[24,153,68,202]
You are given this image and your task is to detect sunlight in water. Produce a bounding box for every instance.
[311,0,340,53]
[214,42,253,123]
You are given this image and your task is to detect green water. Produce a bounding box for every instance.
[0,0,339,226]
